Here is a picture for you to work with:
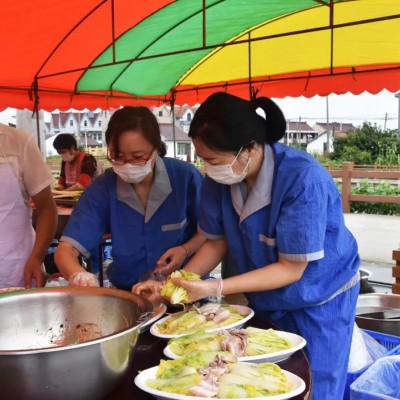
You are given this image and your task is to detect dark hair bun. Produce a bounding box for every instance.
[251,97,286,144]
[189,92,286,151]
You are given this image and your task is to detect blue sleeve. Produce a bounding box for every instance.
[276,175,328,262]
[198,177,225,239]
[60,176,110,257]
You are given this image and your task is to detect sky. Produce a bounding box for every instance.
[273,89,399,131]
[0,89,399,131]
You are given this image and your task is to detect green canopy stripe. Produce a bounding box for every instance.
[78,0,338,96]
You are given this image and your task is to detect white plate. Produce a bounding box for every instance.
[140,303,167,333]
[134,365,306,400]
[163,330,306,364]
[150,304,254,339]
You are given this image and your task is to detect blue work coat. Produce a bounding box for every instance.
[61,156,203,289]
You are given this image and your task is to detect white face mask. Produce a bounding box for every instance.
[113,153,155,183]
[205,148,251,185]
[61,153,75,163]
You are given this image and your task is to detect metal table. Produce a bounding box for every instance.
[105,315,312,400]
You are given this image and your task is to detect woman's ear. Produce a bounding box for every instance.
[247,141,260,157]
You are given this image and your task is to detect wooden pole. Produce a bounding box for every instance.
[392,249,400,294]
[341,161,353,213]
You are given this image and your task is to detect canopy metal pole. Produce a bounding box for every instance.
[35,108,41,150]
[326,95,330,153]
[31,77,41,150]
[202,0,206,47]
[329,0,334,75]
[248,31,252,100]
[395,93,400,140]
[171,92,176,158]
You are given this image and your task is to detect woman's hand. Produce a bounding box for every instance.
[170,277,223,303]
[132,279,164,305]
[23,256,46,288]
[68,271,99,287]
[154,246,187,275]
[53,184,65,191]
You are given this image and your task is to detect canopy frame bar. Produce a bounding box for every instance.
[6,64,394,102]
[36,13,400,81]
[111,0,116,63]
[174,65,400,94]
[35,0,107,77]
[103,0,223,96]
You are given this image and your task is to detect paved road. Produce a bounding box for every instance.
[344,213,400,291]
[344,213,400,265]
[213,213,399,292]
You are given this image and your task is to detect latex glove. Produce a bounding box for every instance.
[132,279,164,306]
[69,271,99,287]
[170,277,223,304]
[154,246,187,276]
[23,256,46,288]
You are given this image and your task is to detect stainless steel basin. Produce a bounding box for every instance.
[356,293,400,336]
[359,268,372,280]
[0,287,153,400]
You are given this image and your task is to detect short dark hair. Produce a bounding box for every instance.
[53,134,77,151]
[105,106,166,157]
[189,92,286,153]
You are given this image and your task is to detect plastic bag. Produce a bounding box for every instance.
[348,324,389,373]
[350,355,400,399]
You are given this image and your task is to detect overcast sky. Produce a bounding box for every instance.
[274,89,399,130]
[0,89,399,131]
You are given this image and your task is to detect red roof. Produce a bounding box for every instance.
[315,122,356,132]
[173,105,199,119]
[286,121,315,132]
[51,113,60,129]
[60,112,71,128]
[159,123,191,141]
[77,136,101,147]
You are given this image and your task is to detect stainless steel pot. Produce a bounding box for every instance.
[356,293,400,336]
[0,287,153,400]
[359,268,372,280]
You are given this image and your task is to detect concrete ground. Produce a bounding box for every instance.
[344,214,400,265]
[344,213,400,292]
[213,213,400,293]
[216,214,400,293]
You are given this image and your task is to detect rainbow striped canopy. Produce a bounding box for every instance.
[0,0,399,110]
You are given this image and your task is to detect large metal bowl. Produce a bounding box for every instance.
[0,287,153,400]
[356,293,400,336]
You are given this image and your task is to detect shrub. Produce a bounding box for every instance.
[349,180,400,215]
[339,146,373,164]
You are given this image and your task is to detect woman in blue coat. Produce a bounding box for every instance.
[136,92,360,399]
[55,106,204,294]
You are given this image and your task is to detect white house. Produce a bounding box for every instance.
[45,133,63,157]
[45,109,104,143]
[307,122,356,154]
[151,105,173,124]
[45,107,197,161]
[282,121,317,145]
[306,132,333,155]
[151,104,199,133]
[313,122,356,135]
[174,105,199,133]
[159,123,194,162]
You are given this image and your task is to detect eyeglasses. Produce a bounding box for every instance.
[107,148,155,166]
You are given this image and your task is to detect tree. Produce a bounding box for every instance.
[330,123,400,164]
